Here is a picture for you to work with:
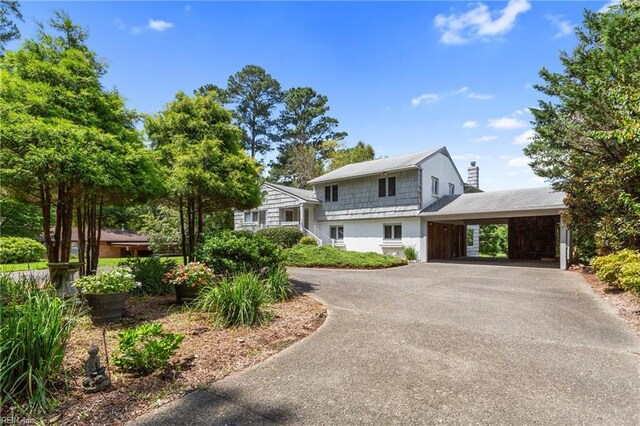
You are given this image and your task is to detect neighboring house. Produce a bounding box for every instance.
[70,228,151,258]
[235,146,571,269]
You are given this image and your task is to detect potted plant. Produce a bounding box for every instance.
[164,262,216,304]
[75,267,140,325]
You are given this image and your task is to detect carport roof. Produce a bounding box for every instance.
[421,187,566,219]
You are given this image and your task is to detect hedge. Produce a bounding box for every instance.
[255,227,304,248]
[591,249,640,292]
[0,237,47,264]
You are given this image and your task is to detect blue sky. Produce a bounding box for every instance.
[12,1,616,191]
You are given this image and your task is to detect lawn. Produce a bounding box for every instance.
[284,244,407,269]
[0,256,183,273]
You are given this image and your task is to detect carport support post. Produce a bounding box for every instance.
[560,217,570,270]
[420,220,428,262]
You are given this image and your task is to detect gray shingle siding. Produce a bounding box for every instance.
[234,186,302,229]
[314,170,421,221]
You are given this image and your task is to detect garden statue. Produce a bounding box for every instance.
[82,344,110,392]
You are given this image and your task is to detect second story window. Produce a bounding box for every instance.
[449,183,455,195]
[325,185,339,202]
[431,177,439,196]
[378,177,396,197]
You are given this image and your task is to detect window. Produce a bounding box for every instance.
[330,226,344,241]
[244,211,258,223]
[384,224,402,240]
[284,209,294,222]
[378,177,397,197]
[259,211,266,225]
[431,177,439,196]
[449,183,455,195]
[325,185,339,202]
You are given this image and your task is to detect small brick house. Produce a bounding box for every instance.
[70,228,151,258]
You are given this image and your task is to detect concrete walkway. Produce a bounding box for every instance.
[132,262,640,425]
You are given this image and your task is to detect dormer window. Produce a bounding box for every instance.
[378,176,396,197]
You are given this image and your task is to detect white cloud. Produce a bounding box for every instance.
[500,155,513,160]
[434,0,531,45]
[472,135,498,143]
[599,0,620,13]
[513,129,536,145]
[115,19,143,34]
[546,15,573,38]
[488,116,527,130]
[454,86,469,94]
[468,92,494,100]
[411,93,440,106]
[463,120,478,128]
[148,19,174,32]
[185,5,192,13]
[508,156,530,168]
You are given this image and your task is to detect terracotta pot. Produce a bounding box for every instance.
[175,285,200,304]
[84,292,127,326]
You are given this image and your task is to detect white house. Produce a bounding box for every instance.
[234,146,571,269]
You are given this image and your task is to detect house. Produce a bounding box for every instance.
[235,146,571,269]
[70,228,151,258]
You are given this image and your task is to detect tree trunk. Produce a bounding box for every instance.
[40,183,55,263]
[179,197,188,265]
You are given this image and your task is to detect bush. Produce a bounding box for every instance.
[299,236,318,246]
[284,245,407,269]
[196,231,281,275]
[255,227,304,248]
[592,249,640,292]
[263,265,293,302]
[113,322,184,375]
[0,275,80,414]
[193,272,267,327]
[75,267,141,294]
[404,246,418,261]
[0,237,46,264]
[163,262,217,289]
[119,257,177,295]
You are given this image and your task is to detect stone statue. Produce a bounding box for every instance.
[82,344,110,392]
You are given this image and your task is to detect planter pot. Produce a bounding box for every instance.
[84,292,127,326]
[175,285,200,304]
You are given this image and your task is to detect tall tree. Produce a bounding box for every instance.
[145,91,262,264]
[270,87,347,185]
[524,1,640,255]
[224,65,282,159]
[0,11,161,274]
[0,0,23,55]
[326,141,375,171]
[0,194,42,239]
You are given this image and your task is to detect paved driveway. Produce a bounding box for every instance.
[133,262,640,425]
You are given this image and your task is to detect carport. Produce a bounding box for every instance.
[419,187,571,269]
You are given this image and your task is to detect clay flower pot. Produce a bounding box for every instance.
[84,292,127,326]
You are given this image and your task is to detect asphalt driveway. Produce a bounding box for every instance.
[132,262,640,425]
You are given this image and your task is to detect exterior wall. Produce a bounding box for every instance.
[419,153,464,209]
[235,186,303,230]
[312,170,421,221]
[508,216,559,260]
[99,243,122,258]
[312,217,422,258]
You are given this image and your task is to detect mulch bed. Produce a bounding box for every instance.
[48,294,326,425]
[572,265,640,337]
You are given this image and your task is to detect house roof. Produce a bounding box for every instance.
[420,187,566,219]
[262,182,320,203]
[307,147,445,185]
[69,228,148,244]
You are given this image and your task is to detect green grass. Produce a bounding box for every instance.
[479,253,508,258]
[283,245,407,269]
[0,256,183,273]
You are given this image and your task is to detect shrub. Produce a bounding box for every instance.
[75,267,141,294]
[193,272,267,327]
[163,262,217,289]
[119,257,177,295]
[113,322,184,375]
[0,237,46,264]
[619,262,640,292]
[196,231,281,275]
[263,265,293,302]
[255,227,304,248]
[404,246,418,261]
[299,236,318,246]
[284,245,407,269]
[591,249,640,284]
[0,275,80,414]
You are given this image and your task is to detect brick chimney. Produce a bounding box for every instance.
[467,161,479,189]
